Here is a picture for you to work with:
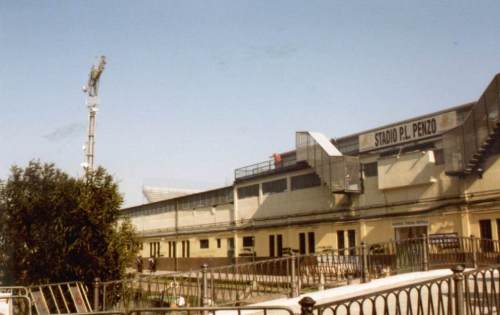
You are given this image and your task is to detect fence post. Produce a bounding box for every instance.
[318,272,325,291]
[92,277,100,311]
[201,263,209,307]
[422,234,429,271]
[452,265,465,315]
[290,253,299,297]
[361,242,369,283]
[299,296,316,315]
[471,235,478,268]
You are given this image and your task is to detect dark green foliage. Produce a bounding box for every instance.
[0,161,139,286]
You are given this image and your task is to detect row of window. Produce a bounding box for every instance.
[126,187,233,217]
[237,173,321,199]
[177,187,233,210]
[199,238,224,249]
[148,230,357,258]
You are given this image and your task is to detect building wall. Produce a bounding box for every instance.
[237,170,334,222]
[122,101,500,265]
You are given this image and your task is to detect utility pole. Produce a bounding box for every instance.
[82,56,106,171]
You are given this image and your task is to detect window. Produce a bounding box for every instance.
[237,185,259,199]
[434,149,444,165]
[217,238,221,248]
[262,178,287,194]
[228,238,235,249]
[200,239,209,249]
[479,219,493,252]
[497,219,500,242]
[363,162,378,177]
[150,242,160,258]
[168,241,176,258]
[348,230,356,255]
[337,231,345,255]
[299,233,306,255]
[243,236,254,247]
[291,173,321,190]
[268,234,284,257]
[269,235,275,257]
[277,234,283,257]
[308,232,315,254]
[181,240,190,258]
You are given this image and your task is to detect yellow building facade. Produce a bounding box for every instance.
[121,74,500,267]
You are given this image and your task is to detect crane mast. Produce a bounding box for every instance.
[82,56,106,171]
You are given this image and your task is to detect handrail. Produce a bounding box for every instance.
[444,73,500,175]
[234,158,297,180]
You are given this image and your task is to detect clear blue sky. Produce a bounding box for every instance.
[1,1,500,206]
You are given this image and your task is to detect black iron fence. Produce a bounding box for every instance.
[4,236,500,314]
[90,236,500,312]
[307,264,500,315]
[43,264,500,315]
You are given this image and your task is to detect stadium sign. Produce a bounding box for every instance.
[358,111,457,152]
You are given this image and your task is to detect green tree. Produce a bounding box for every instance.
[0,161,139,286]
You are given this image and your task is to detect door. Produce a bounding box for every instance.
[269,235,275,257]
[277,234,283,257]
[337,231,345,255]
[394,225,428,271]
[479,219,493,252]
[348,230,356,255]
[227,237,235,258]
[299,233,306,255]
[308,232,315,254]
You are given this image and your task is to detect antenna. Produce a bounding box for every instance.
[82,56,106,172]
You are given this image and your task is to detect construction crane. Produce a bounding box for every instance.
[81,56,106,171]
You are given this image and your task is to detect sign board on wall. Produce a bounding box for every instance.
[358,111,457,152]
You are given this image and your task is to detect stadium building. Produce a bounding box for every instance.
[121,74,500,270]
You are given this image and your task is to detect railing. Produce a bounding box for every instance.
[367,236,500,277]
[307,264,500,315]
[95,271,203,312]
[45,265,500,315]
[93,236,500,311]
[94,247,367,311]
[444,73,500,174]
[296,131,361,193]
[61,305,295,315]
[5,236,500,314]
[127,305,295,315]
[234,159,298,181]
[0,286,32,315]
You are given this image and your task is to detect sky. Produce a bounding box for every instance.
[1,1,500,207]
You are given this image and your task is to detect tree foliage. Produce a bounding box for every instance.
[0,161,139,286]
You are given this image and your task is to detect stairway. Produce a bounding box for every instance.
[444,74,500,176]
[296,131,361,193]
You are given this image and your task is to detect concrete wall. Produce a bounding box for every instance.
[126,139,500,262]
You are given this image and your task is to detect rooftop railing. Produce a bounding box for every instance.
[234,159,297,181]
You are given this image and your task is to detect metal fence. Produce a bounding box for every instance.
[93,247,365,312]
[0,286,32,315]
[4,236,500,314]
[308,265,500,315]
[91,236,500,312]
[61,305,295,315]
[46,264,500,315]
[234,159,298,180]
